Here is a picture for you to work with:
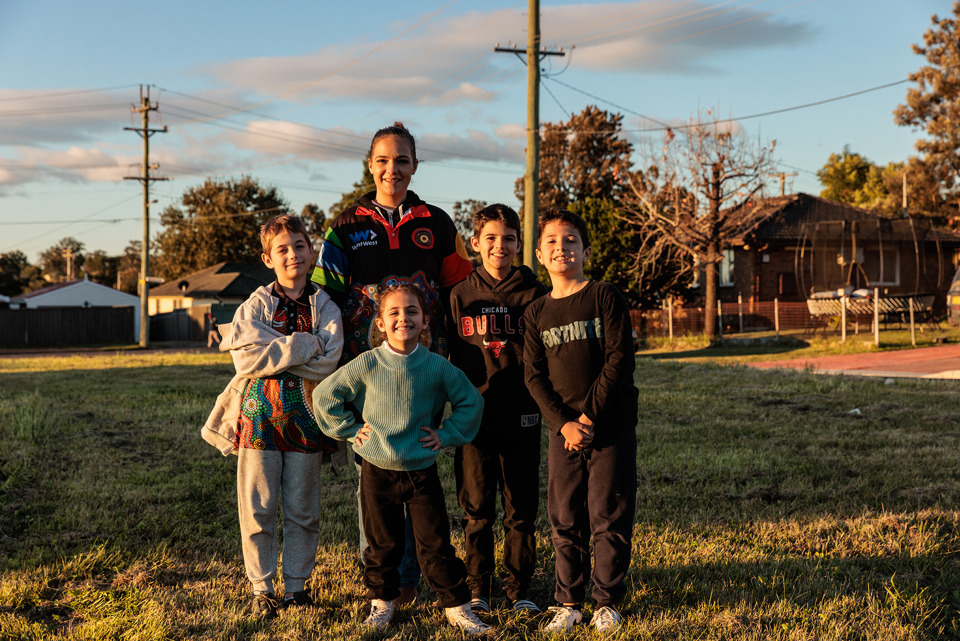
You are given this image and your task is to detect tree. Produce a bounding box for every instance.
[817,147,889,210]
[82,250,117,287]
[624,112,776,337]
[894,2,960,217]
[451,199,488,245]
[329,159,375,219]
[116,242,141,294]
[300,203,328,239]
[515,106,633,211]
[38,237,85,283]
[153,176,291,280]
[0,250,29,296]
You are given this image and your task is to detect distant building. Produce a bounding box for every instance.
[10,275,141,337]
[689,193,960,307]
[147,262,275,316]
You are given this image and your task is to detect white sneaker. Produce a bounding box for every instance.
[590,606,624,632]
[544,605,583,632]
[445,602,492,636]
[363,599,395,629]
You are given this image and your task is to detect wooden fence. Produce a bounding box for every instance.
[149,304,238,342]
[0,307,134,348]
[632,295,941,341]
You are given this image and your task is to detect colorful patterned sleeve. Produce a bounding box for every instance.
[311,227,349,295]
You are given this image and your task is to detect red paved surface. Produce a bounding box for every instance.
[748,343,960,379]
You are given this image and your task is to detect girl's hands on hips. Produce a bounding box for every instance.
[419,426,442,452]
[354,423,373,447]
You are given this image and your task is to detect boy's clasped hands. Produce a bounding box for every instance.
[560,414,594,451]
[354,423,443,452]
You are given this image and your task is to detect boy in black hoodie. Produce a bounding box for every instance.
[448,204,548,614]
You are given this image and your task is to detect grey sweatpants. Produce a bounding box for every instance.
[237,448,322,594]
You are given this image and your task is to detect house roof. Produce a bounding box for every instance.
[17,279,83,299]
[149,262,275,299]
[13,277,140,305]
[742,193,960,245]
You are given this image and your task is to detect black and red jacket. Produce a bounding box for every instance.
[312,190,473,361]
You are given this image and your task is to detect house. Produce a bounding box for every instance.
[693,193,960,309]
[148,262,275,316]
[147,262,275,341]
[8,276,142,340]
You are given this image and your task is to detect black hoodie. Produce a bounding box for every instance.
[448,264,548,433]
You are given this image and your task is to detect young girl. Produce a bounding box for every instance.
[312,284,490,635]
[312,122,474,604]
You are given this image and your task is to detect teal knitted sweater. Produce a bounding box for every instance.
[313,344,484,471]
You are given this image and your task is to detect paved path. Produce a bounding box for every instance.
[747,343,960,379]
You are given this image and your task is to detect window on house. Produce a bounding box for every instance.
[861,249,900,286]
[720,249,735,287]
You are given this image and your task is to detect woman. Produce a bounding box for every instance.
[311,122,474,606]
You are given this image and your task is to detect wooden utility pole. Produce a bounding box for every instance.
[771,171,797,196]
[495,0,564,269]
[124,85,168,348]
[61,248,76,281]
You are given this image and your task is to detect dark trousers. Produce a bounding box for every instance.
[548,427,637,607]
[360,459,470,608]
[454,427,541,602]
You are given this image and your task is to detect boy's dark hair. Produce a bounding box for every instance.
[473,203,522,239]
[376,283,428,321]
[370,121,417,162]
[259,215,310,254]
[537,208,590,249]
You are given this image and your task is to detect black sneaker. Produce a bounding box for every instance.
[283,590,313,608]
[252,592,281,621]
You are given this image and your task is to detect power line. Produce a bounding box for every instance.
[544,75,913,133]
[0,85,138,104]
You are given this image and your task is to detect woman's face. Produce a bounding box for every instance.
[368,135,417,208]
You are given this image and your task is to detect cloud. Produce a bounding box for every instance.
[200,1,814,109]
[0,88,132,145]
[544,1,815,73]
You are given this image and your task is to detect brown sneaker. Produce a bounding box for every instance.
[252,592,281,621]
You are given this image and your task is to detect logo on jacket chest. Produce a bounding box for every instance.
[460,311,524,338]
[349,229,378,249]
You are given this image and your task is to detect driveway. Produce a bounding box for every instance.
[747,343,960,379]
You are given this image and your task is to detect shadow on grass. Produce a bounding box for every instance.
[638,342,811,361]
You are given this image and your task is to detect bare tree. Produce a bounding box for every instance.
[623,112,776,337]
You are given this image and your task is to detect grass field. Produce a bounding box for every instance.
[1,345,959,639]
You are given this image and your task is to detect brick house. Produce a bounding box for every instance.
[691,193,960,308]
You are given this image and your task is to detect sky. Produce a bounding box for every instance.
[0,0,950,262]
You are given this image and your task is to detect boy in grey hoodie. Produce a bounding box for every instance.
[201,215,343,621]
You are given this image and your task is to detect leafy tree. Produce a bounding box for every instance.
[515,106,633,211]
[38,237,85,283]
[881,156,958,225]
[21,264,45,293]
[817,147,889,210]
[329,158,375,219]
[624,112,776,337]
[115,242,141,295]
[0,250,29,296]
[894,2,960,216]
[300,203,328,240]
[153,176,291,280]
[451,199,488,243]
[81,250,118,287]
